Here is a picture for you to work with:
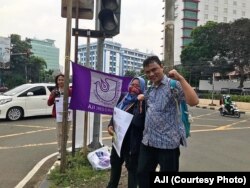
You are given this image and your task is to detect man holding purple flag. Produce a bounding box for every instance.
[69,62,132,114]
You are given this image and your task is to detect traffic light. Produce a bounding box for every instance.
[98,0,121,37]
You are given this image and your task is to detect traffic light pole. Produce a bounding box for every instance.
[88,0,103,150]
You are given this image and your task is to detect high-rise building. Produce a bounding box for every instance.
[173,0,250,65]
[78,40,153,76]
[28,38,60,71]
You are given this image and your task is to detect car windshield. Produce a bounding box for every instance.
[3,84,32,96]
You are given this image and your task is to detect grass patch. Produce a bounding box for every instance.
[48,152,110,188]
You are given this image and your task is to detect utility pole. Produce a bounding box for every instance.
[164,0,175,72]
[88,0,103,150]
[61,0,94,157]
[83,31,91,155]
[209,73,216,106]
[60,0,72,173]
[72,0,79,156]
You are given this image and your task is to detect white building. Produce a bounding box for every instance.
[173,0,250,65]
[78,40,153,76]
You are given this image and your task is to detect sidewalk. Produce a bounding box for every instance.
[196,99,250,114]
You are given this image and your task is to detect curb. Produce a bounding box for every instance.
[196,105,247,114]
[15,153,57,188]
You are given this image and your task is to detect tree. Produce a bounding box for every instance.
[2,34,48,88]
[180,19,250,87]
[42,69,54,83]
[220,18,250,87]
[124,69,137,77]
[181,21,221,83]
[28,56,47,83]
[2,34,32,88]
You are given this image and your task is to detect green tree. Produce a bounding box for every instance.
[180,19,250,87]
[2,34,31,88]
[219,18,250,87]
[28,56,47,83]
[124,69,137,77]
[2,34,49,88]
[43,69,54,83]
[181,21,221,82]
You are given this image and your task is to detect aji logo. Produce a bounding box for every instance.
[89,71,122,108]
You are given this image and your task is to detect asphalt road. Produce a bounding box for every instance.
[0,116,58,188]
[0,107,250,187]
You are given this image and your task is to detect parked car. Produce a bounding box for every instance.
[0,83,55,121]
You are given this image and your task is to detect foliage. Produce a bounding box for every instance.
[174,64,192,84]
[48,152,110,188]
[198,93,250,102]
[124,69,137,77]
[28,56,47,82]
[1,34,53,89]
[181,21,221,81]
[181,19,250,87]
[219,18,250,87]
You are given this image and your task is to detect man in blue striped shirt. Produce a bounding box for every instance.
[137,56,199,188]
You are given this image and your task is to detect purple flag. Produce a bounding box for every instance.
[69,62,132,115]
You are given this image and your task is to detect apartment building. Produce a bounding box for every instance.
[173,0,250,65]
[78,40,153,76]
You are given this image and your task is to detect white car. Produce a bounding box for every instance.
[0,83,55,121]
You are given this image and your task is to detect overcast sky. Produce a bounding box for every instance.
[0,0,164,69]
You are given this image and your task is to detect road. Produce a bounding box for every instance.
[0,108,250,187]
[0,116,58,188]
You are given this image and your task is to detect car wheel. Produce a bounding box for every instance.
[7,107,23,121]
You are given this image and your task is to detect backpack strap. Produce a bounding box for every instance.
[170,79,191,138]
[170,79,177,90]
[170,79,181,115]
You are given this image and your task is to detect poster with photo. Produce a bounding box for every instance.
[55,97,72,122]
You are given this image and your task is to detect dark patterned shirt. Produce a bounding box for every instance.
[141,75,186,149]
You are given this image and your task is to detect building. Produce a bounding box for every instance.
[28,38,60,71]
[78,40,153,76]
[0,36,11,69]
[173,0,250,65]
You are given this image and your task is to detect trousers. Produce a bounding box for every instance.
[137,144,180,188]
[107,146,139,188]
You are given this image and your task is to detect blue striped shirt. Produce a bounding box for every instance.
[141,75,186,149]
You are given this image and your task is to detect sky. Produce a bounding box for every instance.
[0,0,164,70]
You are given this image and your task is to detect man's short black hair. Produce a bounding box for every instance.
[143,56,162,68]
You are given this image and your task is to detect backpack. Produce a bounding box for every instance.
[170,79,191,138]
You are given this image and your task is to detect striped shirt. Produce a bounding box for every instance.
[141,75,186,149]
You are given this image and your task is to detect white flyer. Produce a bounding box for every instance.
[55,97,72,122]
[112,107,133,157]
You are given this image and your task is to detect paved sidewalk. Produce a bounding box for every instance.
[196,104,250,114]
